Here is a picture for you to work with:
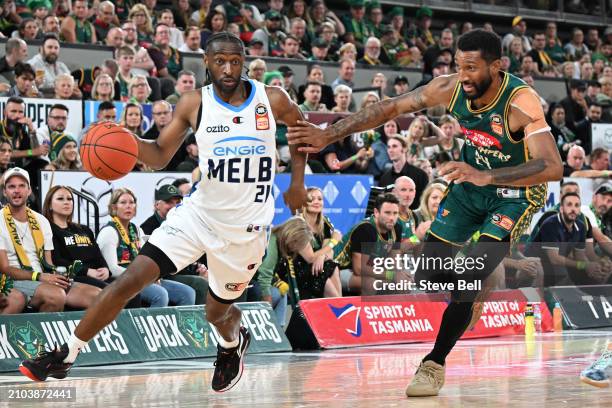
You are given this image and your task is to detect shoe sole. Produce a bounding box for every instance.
[580,375,610,388]
[213,333,251,393]
[19,364,44,382]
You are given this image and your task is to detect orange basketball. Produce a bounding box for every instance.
[80,122,139,181]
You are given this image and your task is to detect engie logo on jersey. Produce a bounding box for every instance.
[212,136,267,156]
[255,103,269,130]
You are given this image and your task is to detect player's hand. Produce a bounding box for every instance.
[439,161,492,186]
[283,184,308,214]
[40,273,70,289]
[287,120,335,153]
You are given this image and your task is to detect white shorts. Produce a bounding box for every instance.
[146,201,269,302]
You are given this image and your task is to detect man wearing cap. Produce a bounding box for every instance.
[279,35,306,60]
[341,0,371,49]
[408,7,435,53]
[389,6,406,41]
[582,184,612,235]
[393,75,410,97]
[267,0,290,33]
[247,38,266,57]
[277,65,299,102]
[560,79,588,132]
[0,167,101,311]
[380,26,411,67]
[423,28,454,76]
[365,1,383,38]
[309,38,333,62]
[140,185,208,304]
[251,10,287,57]
[502,16,531,55]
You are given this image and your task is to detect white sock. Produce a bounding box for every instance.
[218,336,239,349]
[63,334,87,363]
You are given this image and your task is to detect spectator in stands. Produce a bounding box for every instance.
[139,184,208,304]
[549,103,579,160]
[0,38,28,84]
[105,27,125,49]
[43,186,141,308]
[200,9,227,47]
[393,75,409,97]
[247,38,266,57]
[565,28,590,61]
[45,134,81,171]
[560,79,588,132]
[409,6,435,53]
[296,64,332,109]
[0,277,26,314]
[252,10,286,57]
[190,0,212,27]
[6,63,39,98]
[545,22,565,65]
[60,0,96,44]
[563,145,588,176]
[581,61,595,81]
[422,28,454,76]
[144,101,172,141]
[299,81,327,112]
[0,138,13,179]
[115,46,135,100]
[569,147,611,178]
[127,75,152,105]
[518,54,540,77]
[289,17,310,56]
[129,4,154,47]
[94,1,116,42]
[341,0,370,50]
[360,92,380,109]
[358,37,382,65]
[31,3,50,32]
[528,192,611,286]
[172,178,192,196]
[247,58,266,82]
[528,32,554,72]
[331,58,355,91]
[122,20,156,77]
[392,176,428,244]
[263,71,283,87]
[309,5,344,46]
[575,102,602,154]
[388,6,405,40]
[288,0,307,20]
[335,193,402,295]
[149,23,183,80]
[120,103,144,138]
[582,184,612,232]
[27,34,70,95]
[97,188,196,307]
[280,35,306,60]
[36,103,68,164]
[96,101,117,123]
[309,37,333,62]
[586,80,601,105]
[42,14,61,37]
[424,114,464,161]
[268,0,290,33]
[14,18,38,41]
[379,135,429,209]
[90,73,115,102]
[222,0,263,43]
[277,65,299,103]
[319,115,372,173]
[53,73,80,100]
[502,16,531,54]
[368,119,396,178]
[337,42,357,62]
[596,76,612,121]
[405,117,441,162]
[165,70,196,105]
[0,168,101,311]
[331,84,351,113]
[171,0,193,31]
[158,8,185,49]
[414,182,446,224]
[179,26,204,54]
[363,1,382,37]
[507,37,526,74]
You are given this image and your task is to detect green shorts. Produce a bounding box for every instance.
[429,183,543,245]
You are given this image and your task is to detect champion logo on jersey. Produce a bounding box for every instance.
[255,103,270,130]
[233,116,244,124]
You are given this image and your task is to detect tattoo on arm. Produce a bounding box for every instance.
[489,159,546,184]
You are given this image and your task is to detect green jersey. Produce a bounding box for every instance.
[448,71,547,207]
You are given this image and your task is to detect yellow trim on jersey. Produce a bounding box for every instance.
[428,230,464,247]
[447,79,462,112]
[466,72,509,114]
[503,85,530,144]
[480,232,503,241]
[510,203,540,243]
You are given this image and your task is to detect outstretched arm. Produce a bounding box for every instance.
[287,75,457,153]
[267,86,308,213]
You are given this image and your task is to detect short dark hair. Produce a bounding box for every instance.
[172,178,190,188]
[42,33,60,47]
[588,101,602,109]
[14,62,35,79]
[6,96,24,106]
[456,29,501,63]
[591,147,609,161]
[0,137,12,146]
[304,81,322,91]
[284,35,299,44]
[375,193,399,210]
[560,180,579,188]
[560,192,581,205]
[205,31,245,55]
[50,103,69,113]
[98,101,115,111]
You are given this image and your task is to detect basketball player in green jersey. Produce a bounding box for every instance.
[288,29,563,397]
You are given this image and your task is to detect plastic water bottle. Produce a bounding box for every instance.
[524,303,535,337]
[553,302,563,332]
[55,266,67,277]
[533,303,542,333]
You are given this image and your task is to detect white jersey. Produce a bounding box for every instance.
[189,80,276,236]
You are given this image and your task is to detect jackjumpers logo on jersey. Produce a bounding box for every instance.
[462,127,502,149]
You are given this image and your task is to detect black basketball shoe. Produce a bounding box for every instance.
[212,327,251,392]
[19,343,72,381]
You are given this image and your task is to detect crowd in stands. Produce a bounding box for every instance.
[0,1,611,324]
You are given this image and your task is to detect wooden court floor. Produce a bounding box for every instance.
[0,330,610,407]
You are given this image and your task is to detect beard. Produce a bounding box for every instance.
[463,73,493,100]
[211,75,241,95]
[44,53,58,64]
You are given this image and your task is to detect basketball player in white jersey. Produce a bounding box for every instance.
[19,32,308,393]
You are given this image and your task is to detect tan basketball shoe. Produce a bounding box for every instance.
[405,360,446,397]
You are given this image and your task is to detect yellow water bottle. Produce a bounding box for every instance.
[524,303,535,337]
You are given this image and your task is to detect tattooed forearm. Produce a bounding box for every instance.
[489,159,547,185]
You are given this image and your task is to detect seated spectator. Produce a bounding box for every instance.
[127,75,152,105]
[0,168,100,311]
[104,27,125,50]
[424,114,464,161]
[379,136,429,209]
[565,28,590,61]
[297,64,334,109]
[42,14,61,37]
[251,10,286,57]
[120,103,144,138]
[248,59,266,82]
[166,70,196,105]
[575,102,603,154]
[42,186,141,308]
[140,184,208,305]
[90,73,115,102]
[6,62,39,98]
[331,84,351,113]
[405,117,441,162]
[320,116,373,173]
[331,58,356,91]
[334,193,402,295]
[368,119,397,179]
[176,134,198,172]
[222,0,264,44]
[171,0,193,31]
[278,65,299,102]
[159,8,186,49]
[45,134,81,171]
[507,37,525,74]
[308,0,344,40]
[14,18,39,42]
[191,0,213,28]
[298,81,327,112]
[0,276,26,314]
[178,26,204,54]
[358,37,382,65]
[392,176,428,244]
[280,35,306,60]
[414,182,446,224]
[200,9,227,47]
[415,158,433,182]
[359,91,380,110]
[289,17,310,55]
[0,137,12,177]
[341,0,370,50]
[393,75,409,97]
[53,73,80,100]
[582,184,612,234]
[338,42,357,62]
[172,178,192,197]
[371,73,389,99]
[309,38,333,62]
[97,188,196,307]
[94,1,117,42]
[564,145,590,177]
[560,79,588,132]
[36,103,70,164]
[0,38,28,85]
[60,0,96,44]
[115,46,135,100]
[247,38,266,57]
[129,4,154,47]
[144,101,173,140]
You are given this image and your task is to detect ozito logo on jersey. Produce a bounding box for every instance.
[232,116,244,124]
[329,304,362,337]
[206,125,230,133]
[255,103,270,130]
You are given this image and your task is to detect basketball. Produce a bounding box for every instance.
[80,122,139,181]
